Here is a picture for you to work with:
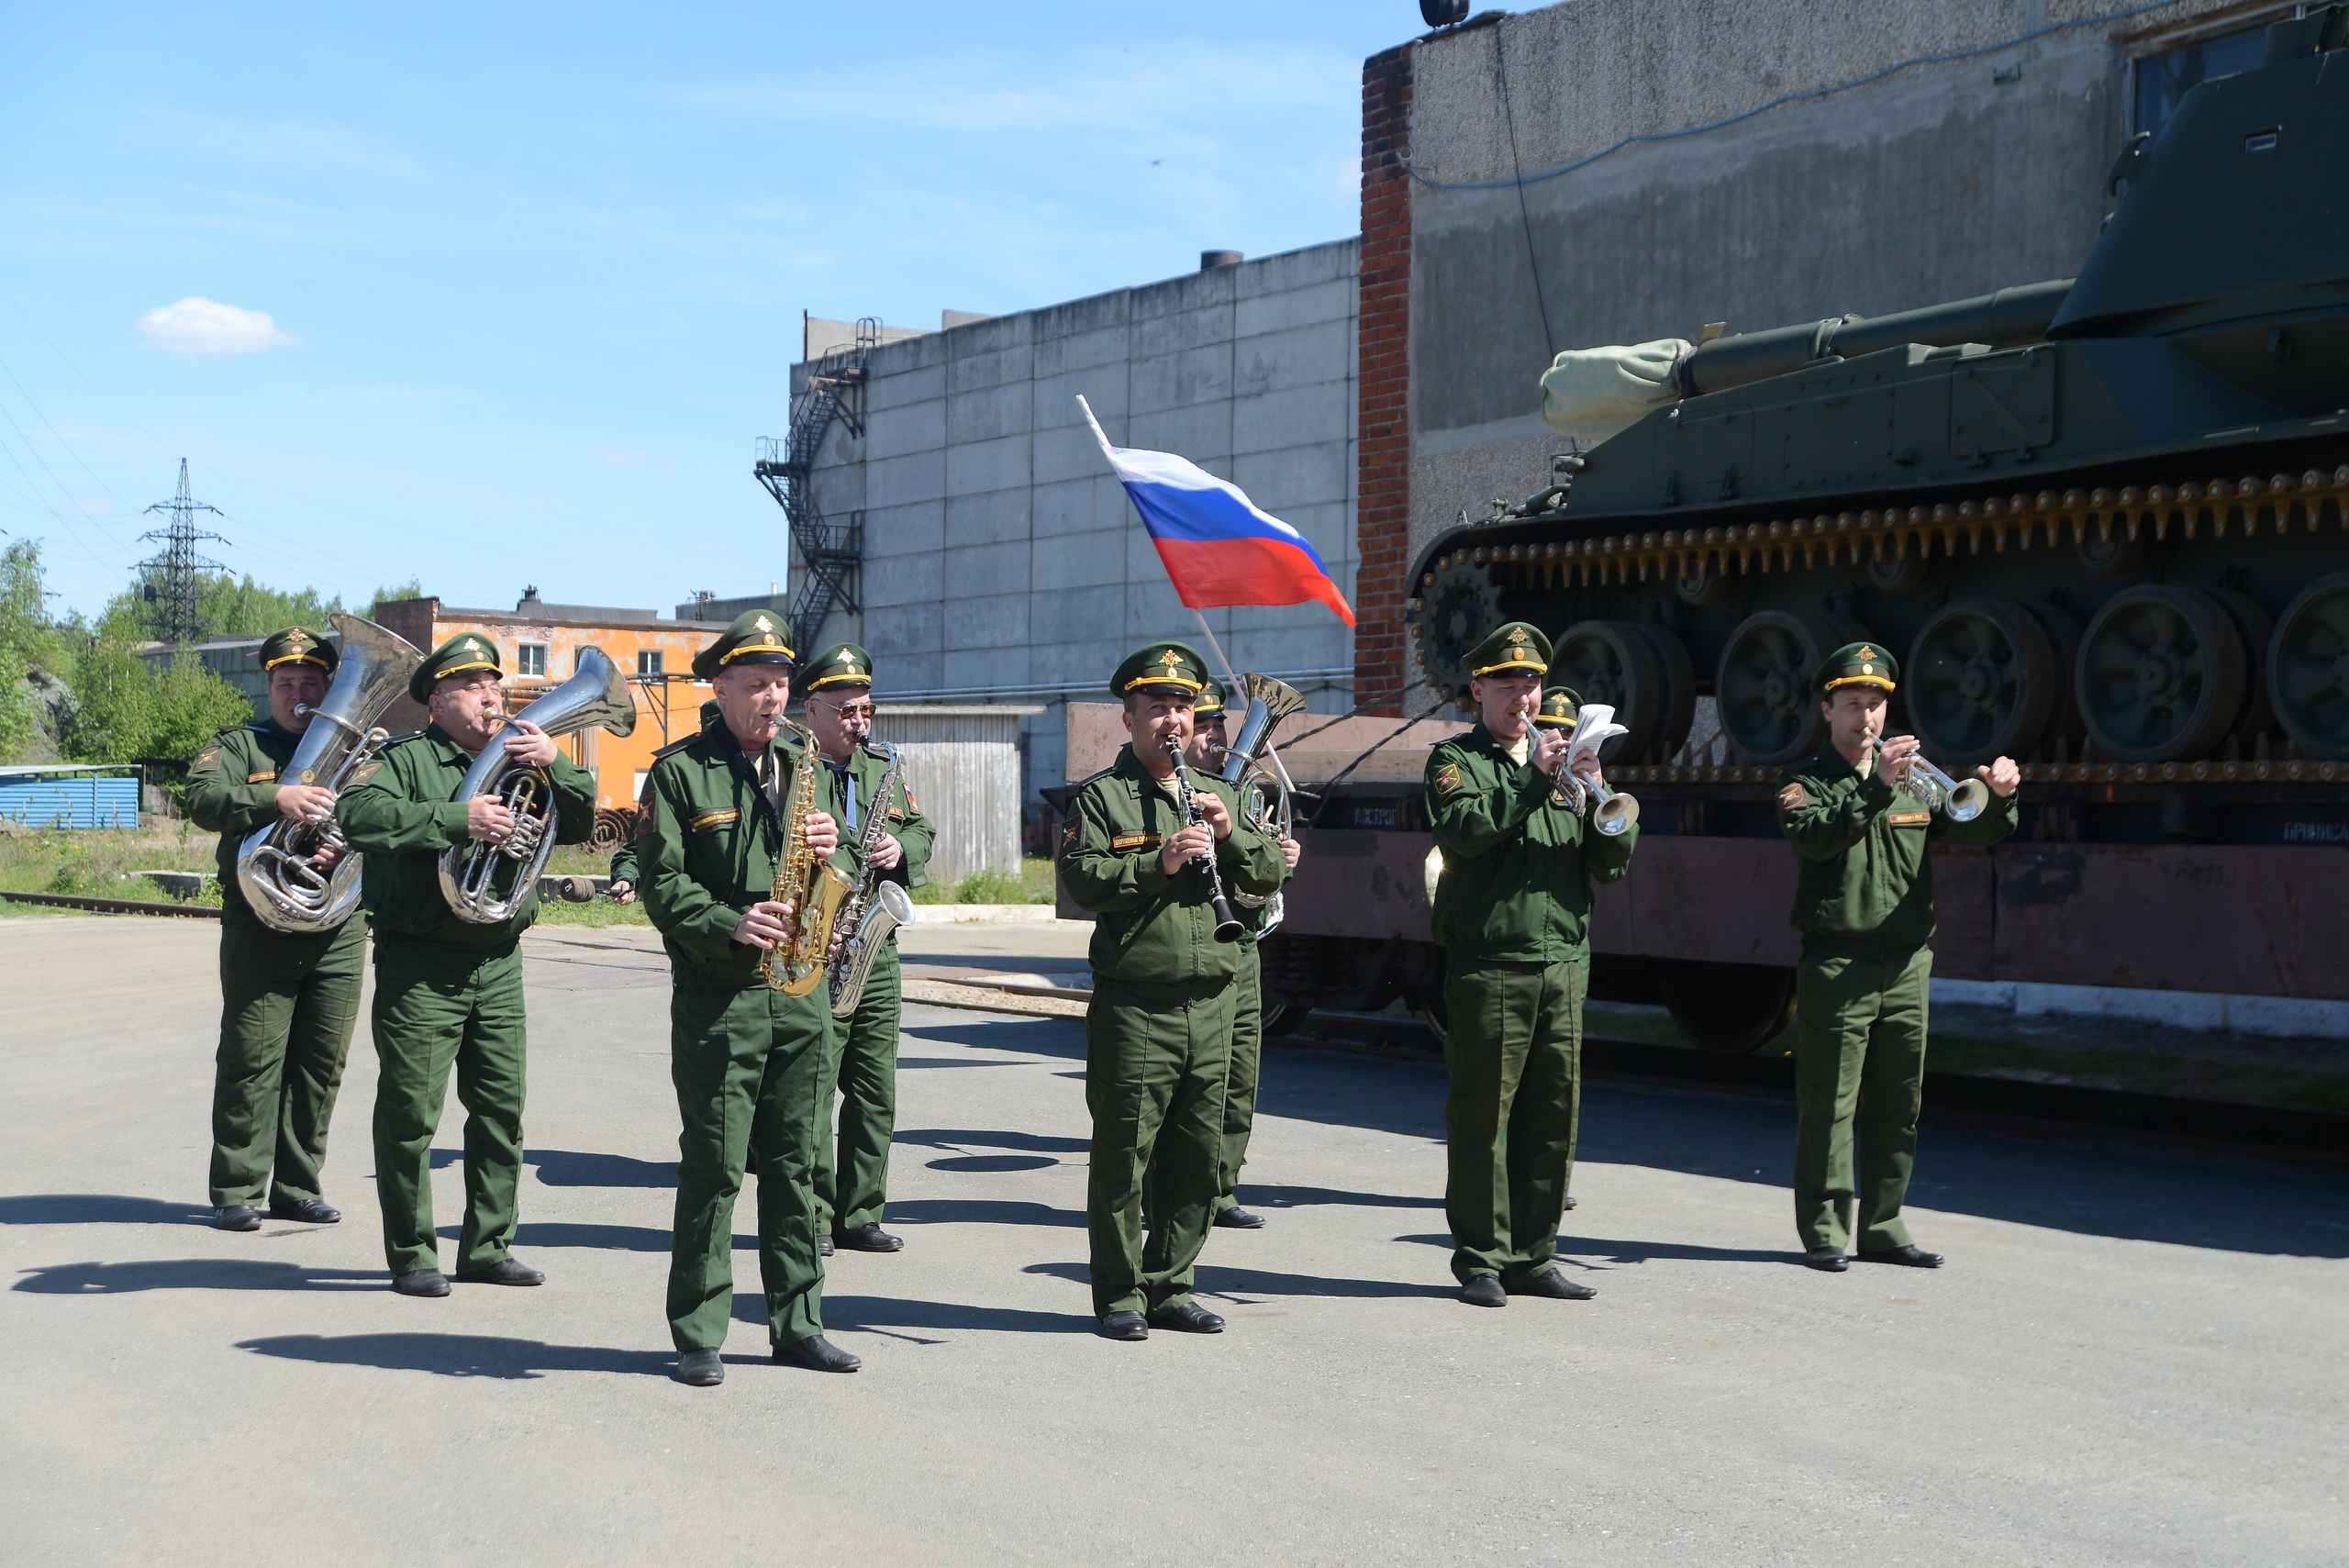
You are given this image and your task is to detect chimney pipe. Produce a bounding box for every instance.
[1200,250,1243,272]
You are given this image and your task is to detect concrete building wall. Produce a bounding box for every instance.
[796,240,1362,808]
[1350,0,2260,711]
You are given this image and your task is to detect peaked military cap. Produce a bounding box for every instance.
[1820,640,1898,695]
[691,609,795,681]
[1532,685,1583,728]
[1464,621,1551,678]
[1193,676,1228,718]
[802,641,873,692]
[409,631,503,704]
[1110,640,1208,698]
[262,625,337,676]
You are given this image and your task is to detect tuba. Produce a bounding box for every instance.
[1874,737,1989,822]
[235,614,425,933]
[761,717,856,995]
[829,743,918,1018]
[438,645,638,925]
[1213,673,1308,937]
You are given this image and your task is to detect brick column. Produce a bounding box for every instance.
[1355,41,1414,717]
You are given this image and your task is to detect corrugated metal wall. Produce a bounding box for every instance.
[0,772,142,828]
[869,706,1040,885]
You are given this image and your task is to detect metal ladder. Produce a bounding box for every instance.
[755,317,876,656]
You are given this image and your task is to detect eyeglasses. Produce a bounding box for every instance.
[816,699,875,718]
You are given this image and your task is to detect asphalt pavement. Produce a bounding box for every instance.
[2,914,2343,1566]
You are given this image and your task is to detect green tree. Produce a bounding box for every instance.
[61,603,249,771]
[0,540,72,763]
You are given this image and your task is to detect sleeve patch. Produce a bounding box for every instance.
[195,748,220,769]
[247,771,279,784]
[690,807,740,832]
[1060,821,1079,852]
[1433,762,1466,795]
[1777,782,1808,812]
[1110,831,1163,851]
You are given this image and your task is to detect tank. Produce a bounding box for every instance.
[1260,9,2349,1051]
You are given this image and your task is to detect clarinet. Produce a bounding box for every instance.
[1165,737,1244,944]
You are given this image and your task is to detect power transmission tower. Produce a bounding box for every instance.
[137,458,228,645]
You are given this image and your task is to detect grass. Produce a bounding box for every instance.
[908,856,1056,906]
[0,822,223,910]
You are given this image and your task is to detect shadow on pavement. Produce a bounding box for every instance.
[1022,1259,1453,1302]
[896,1127,1090,1155]
[15,1259,380,1294]
[523,1150,679,1188]
[900,1018,1083,1062]
[1248,1183,1444,1211]
[896,1056,1030,1071]
[1391,1230,1797,1267]
[433,1221,753,1253]
[888,1198,1083,1229]
[929,1154,1058,1173]
[731,1291,1082,1338]
[237,1332,673,1380]
[0,1194,215,1227]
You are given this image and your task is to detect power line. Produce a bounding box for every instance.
[137,459,229,645]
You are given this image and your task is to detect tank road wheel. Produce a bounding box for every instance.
[1904,599,2057,770]
[2213,589,2276,745]
[1715,610,1868,766]
[1660,962,1798,1054]
[2076,586,2248,763]
[1638,625,1698,763]
[1415,556,1504,706]
[1552,621,1664,761]
[2024,600,2087,758]
[2268,572,2349,760]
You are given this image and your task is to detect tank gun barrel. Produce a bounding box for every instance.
[1682,278,2073,397]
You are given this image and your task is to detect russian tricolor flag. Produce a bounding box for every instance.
[1078,396,1355,628]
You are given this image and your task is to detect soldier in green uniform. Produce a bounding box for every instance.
[1425,625,1634,1308]
[1531,683,1586,1218]
[1777,642,2021,1271]
[800,642,936,1256]
[1183,676,1301,1232]
[1059,642,1286,1340]
[185,627,365,1231]
[637,611,852,1388]
[337,633,597,1297]
[608,701,721,906]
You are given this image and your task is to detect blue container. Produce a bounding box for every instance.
[0,767,142,829]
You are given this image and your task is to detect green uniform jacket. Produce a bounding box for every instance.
[640,723,823,987]
[186,720,369,964]
[1424,724,1637,963]
[1776,744,2019,950]
[1058,745,1286,989]
[818,742,936,892]
[336,726,597,949]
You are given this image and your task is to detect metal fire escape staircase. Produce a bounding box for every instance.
[755,318,876,657]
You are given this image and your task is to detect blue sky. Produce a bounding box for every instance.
[0,2,1408,622]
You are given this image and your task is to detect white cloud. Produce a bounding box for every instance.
[136,296,295,354]
[74,497,114,516]
[597,446,649,465]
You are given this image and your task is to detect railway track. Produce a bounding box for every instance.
[0,890,221,919]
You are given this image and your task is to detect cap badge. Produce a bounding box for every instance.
[1859,646,1876,661]
[1158,649,1182,674]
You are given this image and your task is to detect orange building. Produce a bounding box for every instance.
[372,591,751,812]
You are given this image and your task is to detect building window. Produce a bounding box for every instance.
[638,649,664,677]
[2134,18,2276,139]
[517,642,548,679]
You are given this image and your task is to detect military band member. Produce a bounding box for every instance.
[1531,683,1586,1217]
[1425,625,1634,1308]
[800,641,935,1255]
[185,627,364,1231]
[637,612,849,1387]
[1185,676,1301,1231]
[1059,642,1286,1340]
[608,701,721,906]
[1777,643,2020,1271]
[337,633,596,1296]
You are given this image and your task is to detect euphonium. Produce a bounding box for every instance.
[761,717,856,995]
[1874,737,1989,822]
[235,613,425,933]
[438,645,638,925]
[1210,673,1308,937]
[829,742,918,1018]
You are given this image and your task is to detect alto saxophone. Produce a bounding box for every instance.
[759,717,855,995]
[828,742,918,1018]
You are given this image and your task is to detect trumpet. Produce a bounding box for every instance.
[1874,737,1989,822]
[1551,766,1641,836]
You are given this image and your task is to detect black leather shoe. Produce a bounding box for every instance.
[1804,1247,1850,1272]
[1857,1244,1943,1268]
[1563,1195,1578,1211]
[393,1269,451,1297]
[834,1224,903,1253]
[1148,1301,1225,1334]
[818,1235,835,1258]
[212,1205,263,1232]
[1507,1267,1598,1300]
[675,1348,725,1386]
[268,1196,340,1224]
[1212,1207,1266,1229]
[1098,1311,1149,1341]
[454,1257,545,1286]
[1460,1274,1508,1307]
[774,1335,861,1373]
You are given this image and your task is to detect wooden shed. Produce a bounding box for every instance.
[868,705,1042,885]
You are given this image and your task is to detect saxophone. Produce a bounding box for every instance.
[759,717,855,995]
[828,743,918,1018]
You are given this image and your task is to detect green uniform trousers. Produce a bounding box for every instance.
[1085,973,1233,1318]
[370,939,528,1276]
[815,942,901,1236]
[208,922,365,1207]
[1213,946,1263,1214]
[1442,956,1583,1285]
[667,981,829,1351]
[1793,944,1932,1253]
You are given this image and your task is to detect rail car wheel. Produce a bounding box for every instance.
[1414,556,1504,705]
[2076,586,2247,762]
[1905,599,2057,769]
[1659,962,1798,1054]
[2267,572,2349,760]
[1553,621,1665,760]
[1407,984,1449,1045]
[2025,600,2086,758]
[1263,1002,1312,1039]
[1715,610,1868,766]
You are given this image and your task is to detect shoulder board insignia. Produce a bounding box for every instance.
[1432,761,1467,796]
[382,730,428,747]
[1110,831,1163,851]
[650,733,701,763]
[1887,807,1932,828]
[1073,764,1119,790]
[690,806,740,832]
[1777,781,1808,812]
